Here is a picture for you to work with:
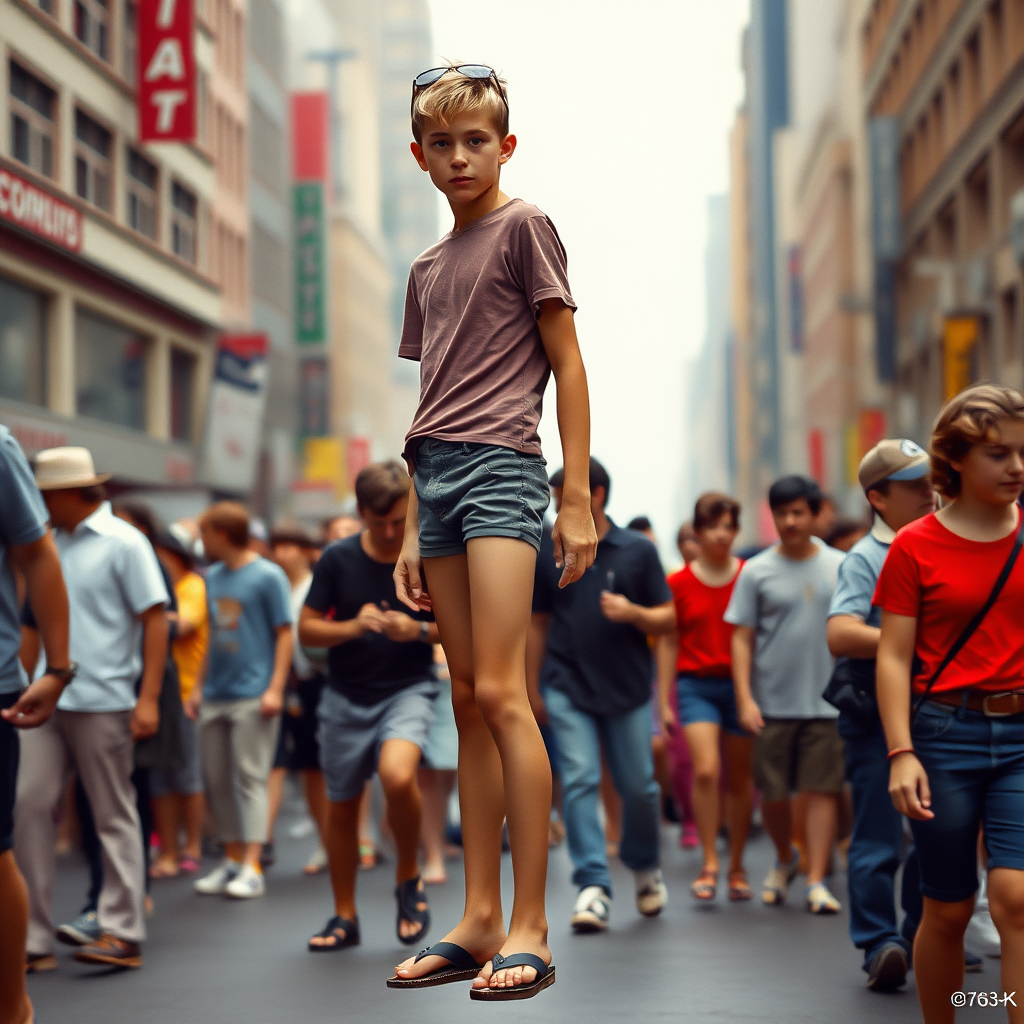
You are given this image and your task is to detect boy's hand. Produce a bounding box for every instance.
[889,753,934,820]
[355,603,386,635]
[737,697,764,737]
[600,592,635,624]
[1,673,65,729]
[131,696,160,741]
[660,700,677,735]
[380,610,422,642]
[260,689,284,719]
[394,543,433,613]
[552,501,597,589]
[183,691,201,721]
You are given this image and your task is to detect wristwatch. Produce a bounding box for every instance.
[419,621,431,642]
[45,662,77,686]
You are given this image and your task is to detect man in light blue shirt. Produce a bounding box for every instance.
[15,447,168,972]
[827,439,934,992]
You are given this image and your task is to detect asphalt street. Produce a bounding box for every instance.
[26,810,1006,1024]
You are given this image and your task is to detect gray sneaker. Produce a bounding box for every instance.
[56,910,101,947]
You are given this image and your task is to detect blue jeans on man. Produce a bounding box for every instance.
[839,710,921,967]
[544,686,660,895]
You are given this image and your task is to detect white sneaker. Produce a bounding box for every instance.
[571,885,611,933]
[635,869,668,917]
[762,848,800,906]
[806,882,841,914]
[225,862,265,899]
[194,859,240,895]
[966,897,1001,958]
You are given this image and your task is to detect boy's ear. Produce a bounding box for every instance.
[498,134,517,165]
[410,141,429,171]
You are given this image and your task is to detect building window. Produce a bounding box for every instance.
[75,307,147,430]
[126,148,158,238]
[9,62,56,179]
[75,0,110,61]
[75,109,112,211]
[170,348,196,441]
[34,0,56,16]
[171,182,197,263]
[0,275,47,407]
[122,0,138,85]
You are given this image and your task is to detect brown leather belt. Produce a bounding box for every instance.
[928,689,1024,717]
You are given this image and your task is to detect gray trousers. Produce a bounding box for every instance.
[15,710,145,953]
[199,698,279,844]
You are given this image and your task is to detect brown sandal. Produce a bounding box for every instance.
[728,870,753,902]
[689,869,717,901]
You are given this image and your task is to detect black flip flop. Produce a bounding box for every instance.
[395,876,430,946]
[307,915,360,952]
[386,940,483,988]
[469,952,556,1001]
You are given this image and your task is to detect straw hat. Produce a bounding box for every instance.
[34,447,112,491]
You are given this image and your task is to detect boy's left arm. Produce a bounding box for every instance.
[537,299,597,588]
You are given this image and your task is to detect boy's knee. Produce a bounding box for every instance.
[988,874,1024,930]
[474,683,525,735]
[692,765,718,789]
[379,763,418,797]
[924,896,975,935]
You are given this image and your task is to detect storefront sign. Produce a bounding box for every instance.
[869,117,901,261]
[138,0,196,142]
[0,169,82,252]
[199,334,268,492]
[294,183,326,343]
[943,317,977,401]
[347,436,370,487]
[299,355,330,437]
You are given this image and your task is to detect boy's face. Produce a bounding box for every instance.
[411,111,516,206]
[771,498,815,549]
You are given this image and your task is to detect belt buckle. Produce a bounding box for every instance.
[982,693,1021,717]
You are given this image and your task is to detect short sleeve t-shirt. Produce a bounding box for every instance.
[667,562,743,678]
[724,541,845,719]
[873,511,1024,695]
[0,426,49,694]
[827,522,894,629]
[173,571,208,703]
[304,534,435,705]
[533,524,673,716]
[399,199,576,467]
[204,558,292,701]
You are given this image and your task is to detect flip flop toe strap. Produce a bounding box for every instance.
[491,952,550,976]
[395,877,430,944]
[414,941,481,970]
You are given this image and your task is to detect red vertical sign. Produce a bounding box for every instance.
[138,0,196,142]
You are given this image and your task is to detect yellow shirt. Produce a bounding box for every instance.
[173,572,208,703]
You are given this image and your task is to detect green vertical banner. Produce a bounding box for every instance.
[294,182,326,344]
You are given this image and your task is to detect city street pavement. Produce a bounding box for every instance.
[27,810,1002,1023]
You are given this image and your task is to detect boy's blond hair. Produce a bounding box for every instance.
[412,65,509,144]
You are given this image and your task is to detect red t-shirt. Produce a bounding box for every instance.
[873,510,1024,694]
[666,562,743,678]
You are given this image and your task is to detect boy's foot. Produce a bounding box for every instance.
[225,863,265,899]
[421,858,448,885]
[679,823,699,849]
[148,858,179,879]
[178,855,201,874]
[393,921,505,983]
[806,882,841,914]
[635,869,668,917]
[866,942,908,992]
[25,953,57,974]
[471,932,552,995]
[195,859,241,895]
[259,842,275,868]
[762,848,800,905]
[73,933,142,969]
[571,885,610,932]
[303,846,329,876]
[55,909,101,947]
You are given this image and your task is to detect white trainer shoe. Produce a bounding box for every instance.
[571,885,611,933]
[967,897,1002,958]
[225,862,266,899]
[762,848,800,906]
[635,869,668,917]
[194,859,241,895]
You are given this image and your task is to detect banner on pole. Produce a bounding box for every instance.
[138,0,196,142]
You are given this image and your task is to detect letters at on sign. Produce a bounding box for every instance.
[138,0,196,142]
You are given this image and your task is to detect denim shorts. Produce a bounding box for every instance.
[676,675,746,737]
[909,701,1024,902]
[413,439,549,558]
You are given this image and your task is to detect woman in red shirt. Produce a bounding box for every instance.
[876,384,1024,1024]
[660,493,753,902]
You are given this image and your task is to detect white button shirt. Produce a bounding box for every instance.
[56,502,169,713]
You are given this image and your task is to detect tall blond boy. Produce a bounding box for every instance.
[390,65,596,1001]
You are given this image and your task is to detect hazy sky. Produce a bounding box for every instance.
[427,0,749,561]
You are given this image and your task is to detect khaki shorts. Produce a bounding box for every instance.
[753,718,845,802]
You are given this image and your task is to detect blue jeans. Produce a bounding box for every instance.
[838,711,921,966]
[544,686,660,896]
[911,702,1024,902]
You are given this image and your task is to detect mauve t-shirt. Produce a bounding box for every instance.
[399,199,576,467]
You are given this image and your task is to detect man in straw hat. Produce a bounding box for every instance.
[15,447,169,971]
[0,424,72,1024]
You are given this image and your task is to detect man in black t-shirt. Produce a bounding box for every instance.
[298,462,439,953]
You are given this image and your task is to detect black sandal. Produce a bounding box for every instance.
[386,940,483,989]
[394,876,429,947]
[307,915,360,952]
[469,952,556,1002]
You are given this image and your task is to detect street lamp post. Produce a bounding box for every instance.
[305,48,357,200]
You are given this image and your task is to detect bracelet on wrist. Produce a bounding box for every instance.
[887,747,915,761]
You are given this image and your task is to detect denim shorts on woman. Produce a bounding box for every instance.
[909,701,1024,902]
[676,675,746,737]
[413,439,549,558]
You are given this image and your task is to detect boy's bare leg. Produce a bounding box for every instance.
[804,792,837,887]
[394,552,507,979]
[722,734,754,875]
[302,770,328,842]
[266,767,286,842]
[420,767,456,883]
[182,793,205,859]
[308,796,361,944]
[0,851,32,1024]
[151,795,181,874]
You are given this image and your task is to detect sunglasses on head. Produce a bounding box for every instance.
[411,64,509,122]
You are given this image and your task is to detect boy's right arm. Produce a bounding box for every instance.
[731,626,762,736]
[298,605,383,648]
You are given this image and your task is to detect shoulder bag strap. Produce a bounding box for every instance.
[912,505,1024,718]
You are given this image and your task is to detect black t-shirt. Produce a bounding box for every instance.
[304,534,435,705]
[532,522,672,716]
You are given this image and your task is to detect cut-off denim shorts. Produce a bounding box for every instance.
[909,700,1024,902]
[413,439,549,558]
